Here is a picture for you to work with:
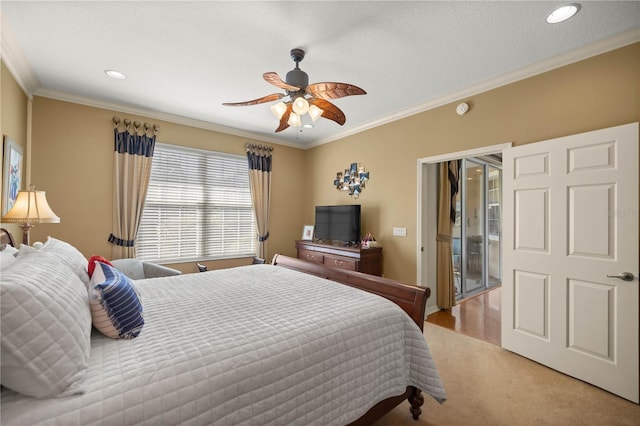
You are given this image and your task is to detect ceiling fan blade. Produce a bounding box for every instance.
[222,93,284,107]
[306,82,366,100]
[309,98,346,126]
[275,103,293,132]
[263,72,300,92]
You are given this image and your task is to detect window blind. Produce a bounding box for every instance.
[136,143,257,262]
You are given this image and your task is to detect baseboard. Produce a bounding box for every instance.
[425,304,441,317]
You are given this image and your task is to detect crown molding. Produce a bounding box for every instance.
[1,12,39,96]
[34,88,303,148]
[4,21,639,150]
[307,27,640,149]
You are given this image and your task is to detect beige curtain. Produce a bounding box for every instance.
[436,160,460,309]
[109,117,158,259]
[246,143,273,259]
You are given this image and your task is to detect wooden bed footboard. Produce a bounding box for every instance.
[272,254,430,330]
[272,254,430,423]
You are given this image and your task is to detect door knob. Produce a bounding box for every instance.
[606,272,634,281]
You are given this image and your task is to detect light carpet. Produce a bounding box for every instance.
[375,323,640,425]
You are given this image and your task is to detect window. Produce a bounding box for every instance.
[137,143,256,262]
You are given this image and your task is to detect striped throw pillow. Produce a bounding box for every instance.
[89,260,144,339]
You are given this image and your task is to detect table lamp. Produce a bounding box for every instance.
[2,185,60,245]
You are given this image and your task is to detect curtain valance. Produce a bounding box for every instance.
[113,117,158,157]
[246,143,273,172]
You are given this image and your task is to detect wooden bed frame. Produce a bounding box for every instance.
[0,229,430,423]
[272,254,430,424]
[0,227,16,250]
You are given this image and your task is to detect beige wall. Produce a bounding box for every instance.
[4,43,639,280]
[303,43,640,285]
[28,98,305,273]
[1,62,29,242]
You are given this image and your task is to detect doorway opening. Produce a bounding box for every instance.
[453,155,502,300]
[417,142,510,317]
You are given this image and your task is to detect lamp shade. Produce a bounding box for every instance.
[287,113,301,127]
[308,105,323,122]
[2,188,60,224]
[292,97,310,115]
[270,102,287,119]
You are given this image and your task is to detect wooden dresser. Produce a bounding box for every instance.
[295,240,383,276]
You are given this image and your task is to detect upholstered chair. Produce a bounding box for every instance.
[110,259,181,280]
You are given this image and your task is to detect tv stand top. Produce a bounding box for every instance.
[296,239,382,254]
[314,239,359,248]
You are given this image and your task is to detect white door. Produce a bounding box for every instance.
[502,123,639,403]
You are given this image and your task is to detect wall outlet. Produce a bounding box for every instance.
[392,227,407,237]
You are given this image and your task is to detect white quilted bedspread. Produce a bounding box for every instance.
[1,264,446,425]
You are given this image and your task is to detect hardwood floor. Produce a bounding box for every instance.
[426,286,501,346]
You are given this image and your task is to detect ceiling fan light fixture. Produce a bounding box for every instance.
[292,97,310,115]
[546,4,580,23]
[223,49,365,133]
[270,101,287,119]
[287,112,301,127]
[308,105,323,122]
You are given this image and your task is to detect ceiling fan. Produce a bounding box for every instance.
[223,48,366,132]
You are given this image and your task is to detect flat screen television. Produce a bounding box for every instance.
[314,205,361,245]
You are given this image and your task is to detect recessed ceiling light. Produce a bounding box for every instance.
[105,69,126,80]
[547,4,580,24]
[303,124,314,129]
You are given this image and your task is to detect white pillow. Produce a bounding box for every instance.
[17,236,90,285]
[0,252,92,398]
[0,245,19,269]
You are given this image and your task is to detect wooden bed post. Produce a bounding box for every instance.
[408,387,424,420]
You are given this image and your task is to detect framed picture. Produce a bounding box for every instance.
[302,225,314,240]
[3,136,23,215]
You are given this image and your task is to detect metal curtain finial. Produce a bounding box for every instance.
[245,142,274,153]
[113,117,159,135]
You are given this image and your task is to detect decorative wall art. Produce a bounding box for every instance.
[334,162,369,198]
[2,136,23,215]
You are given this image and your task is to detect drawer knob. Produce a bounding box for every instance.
[334,260,344,266]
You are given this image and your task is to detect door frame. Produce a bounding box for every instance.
[455,157,504,299]
[417,142,511,315]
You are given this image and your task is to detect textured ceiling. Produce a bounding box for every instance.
[2,1,639,148]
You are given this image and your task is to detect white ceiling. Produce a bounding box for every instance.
[2,1,639,148]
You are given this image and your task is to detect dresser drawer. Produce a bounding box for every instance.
[324,254,356,271]
[295,240,382,276]
[299,249,324,264]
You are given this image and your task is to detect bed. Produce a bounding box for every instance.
[0,229,446,425]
